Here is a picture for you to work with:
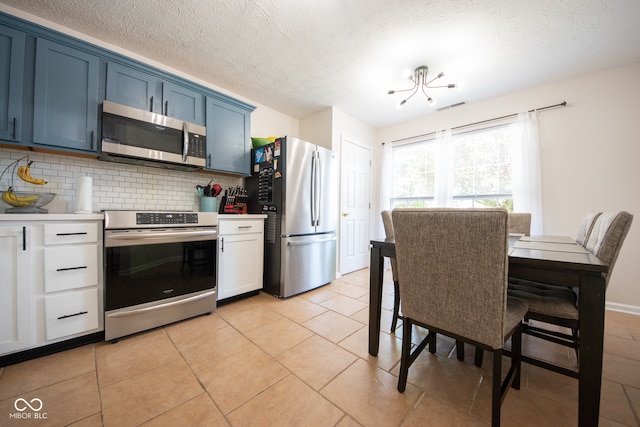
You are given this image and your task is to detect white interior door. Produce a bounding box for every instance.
[340,137,371,274]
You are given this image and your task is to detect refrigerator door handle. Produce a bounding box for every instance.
[314,151,321,227]
[287,236,337,246]
[311,152,318,226]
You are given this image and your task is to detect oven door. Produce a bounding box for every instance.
[105,227,217,311]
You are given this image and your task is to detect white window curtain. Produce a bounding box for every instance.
[512,111,543,234]
[434,129,453,206]
[380,142,393,213]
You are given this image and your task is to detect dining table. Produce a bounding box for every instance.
[368,235,608,427]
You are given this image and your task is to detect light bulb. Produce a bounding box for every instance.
[396,99,407,109]
[427,97,435,106]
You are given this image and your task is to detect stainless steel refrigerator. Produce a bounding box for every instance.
[246,136,337,297]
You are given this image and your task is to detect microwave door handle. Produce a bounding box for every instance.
[182,122,189,162]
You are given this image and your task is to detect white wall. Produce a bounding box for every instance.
[378,62,640,312]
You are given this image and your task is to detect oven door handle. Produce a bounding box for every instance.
[106,290,216,318]
[108,230,217,240]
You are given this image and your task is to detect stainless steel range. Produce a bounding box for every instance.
[103,211,217,341]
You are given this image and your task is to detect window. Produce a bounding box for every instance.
[391,124,514,210]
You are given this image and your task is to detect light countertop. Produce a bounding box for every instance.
[0,213,104,221]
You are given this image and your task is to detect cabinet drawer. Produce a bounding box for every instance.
[44,223,97,245]
[44,245,98,292]
[44,288,99,340]
[219,219,264,235]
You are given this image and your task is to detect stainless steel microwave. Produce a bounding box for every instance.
[100,100,207,171]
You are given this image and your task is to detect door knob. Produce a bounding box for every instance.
[342,213,349,217]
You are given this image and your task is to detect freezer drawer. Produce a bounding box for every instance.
[281,233,336,297]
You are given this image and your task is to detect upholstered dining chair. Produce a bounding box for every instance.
[508,211,633,376]
[575,212,602,246]
[381,210,401,332]
[393,208,528,427]
[508,212,532,236]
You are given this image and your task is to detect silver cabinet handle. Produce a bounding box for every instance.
[164,100,168,116]
[12,117,16,140]
[238,226,252,229]
[149,96,154,112]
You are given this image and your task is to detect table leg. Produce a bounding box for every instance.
[368,244,383,356]
[578,271,606,426]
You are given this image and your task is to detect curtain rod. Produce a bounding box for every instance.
[386,101,567,144]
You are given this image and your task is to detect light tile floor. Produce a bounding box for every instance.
[1,268,639,426]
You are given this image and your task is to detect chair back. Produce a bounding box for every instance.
[584,211,633,283]
[509,213,531,235]
[392,208,509,349]
[381,210,398,280]
[576,212,602,246]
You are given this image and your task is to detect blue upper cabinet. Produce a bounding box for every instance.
[106,62,205,126]
[163,81,205,126]
[0,26,25,142]
[206,96,254,176]
[105,63,161,113]
[33,38,100,152]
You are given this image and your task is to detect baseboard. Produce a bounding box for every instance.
[606,302,640,316]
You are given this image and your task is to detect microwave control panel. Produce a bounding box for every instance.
[188,134,206,159]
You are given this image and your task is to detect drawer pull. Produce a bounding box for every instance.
[56,232,88,236]
[56,266,87,272]
[58,311,88,320]
[238,226,252,229]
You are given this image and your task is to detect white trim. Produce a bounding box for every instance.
[606,302,640,316]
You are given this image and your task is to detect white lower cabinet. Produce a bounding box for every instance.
[0,225,32,355]
[0,217,103,358]
[217,216,265,300]
[44,288,99,340]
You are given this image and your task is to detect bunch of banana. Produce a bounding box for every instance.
[17,161,47,185]
[2,187,39,207]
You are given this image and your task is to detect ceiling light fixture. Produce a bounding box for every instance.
[388,65,457,109]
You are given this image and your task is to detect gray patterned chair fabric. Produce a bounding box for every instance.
[508,211,633,377]
[508,212,532,236]
[381,210,401,333]
[393,208,528,427]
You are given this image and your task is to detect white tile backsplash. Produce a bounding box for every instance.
[0,147,242,213]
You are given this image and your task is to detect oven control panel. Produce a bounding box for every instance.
[136,212,199,225]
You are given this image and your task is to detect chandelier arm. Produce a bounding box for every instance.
[389,80,418,94]
[403,86,419,102]
[425,84,454,89]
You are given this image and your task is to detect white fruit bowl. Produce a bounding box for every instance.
[1,192,57,213]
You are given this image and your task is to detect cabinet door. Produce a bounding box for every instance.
[0,225,32,355]
[0,26,25,142]
[33,38,100,152]
[206,96,251,175]
[163,82,205,125]
[106,62,162,112]
[217,233,263,300]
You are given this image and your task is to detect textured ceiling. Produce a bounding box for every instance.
[3,0,640,128]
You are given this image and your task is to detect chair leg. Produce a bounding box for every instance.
[397,317,413,392]
[474,348,484,367]
[512,326,523,390]
[492,349,502,427]
[391,280,400,333]
[456,340,465,361]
